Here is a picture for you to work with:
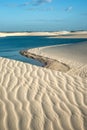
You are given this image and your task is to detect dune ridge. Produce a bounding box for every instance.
[0,56,87,130]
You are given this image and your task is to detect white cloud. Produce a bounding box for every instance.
[33,0,52,5]
[4,0,52,8]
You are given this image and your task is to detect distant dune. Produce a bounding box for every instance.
[0,31,87,38]
[0,31,69,37]
[49,31,87,38]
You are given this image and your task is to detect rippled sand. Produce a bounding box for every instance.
[0,41,87,130]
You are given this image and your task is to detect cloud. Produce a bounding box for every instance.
[4,0,52,7]
[33,0,52,5]
[4,0,52,8]
[65,6,72,12]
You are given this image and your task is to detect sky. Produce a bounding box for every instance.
[0,0,87,31]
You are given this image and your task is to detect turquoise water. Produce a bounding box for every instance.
[0,36,87,66]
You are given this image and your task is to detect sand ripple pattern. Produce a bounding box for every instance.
[0,57,87,130]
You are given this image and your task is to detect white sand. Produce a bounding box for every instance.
[0,31,69,37]
[49,31,87,38]
[0,31,87,38]
[27,41,87,67]
[0,41,87,130]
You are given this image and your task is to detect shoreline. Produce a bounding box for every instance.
[20,41,87,76]
[20,50,70,72]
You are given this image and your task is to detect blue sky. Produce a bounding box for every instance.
[0,0,87,31]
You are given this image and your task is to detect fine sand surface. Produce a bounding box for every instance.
[22,41,87,74]
[0,31,69,37]
[0,41,87,130]
[0,31,87,38]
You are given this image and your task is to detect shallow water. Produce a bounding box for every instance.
[0,36,87,66]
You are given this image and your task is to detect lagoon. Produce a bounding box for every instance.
[0,36,87,66]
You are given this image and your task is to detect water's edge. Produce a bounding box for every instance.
[0,36,87,66]
[20,50,70,72]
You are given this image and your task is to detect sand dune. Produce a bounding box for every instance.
[0,31,69,37]
[0,40,87,130]
[0,31,87,38]
[0,55,87,130]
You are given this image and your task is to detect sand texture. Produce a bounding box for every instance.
[0,57,87,130]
